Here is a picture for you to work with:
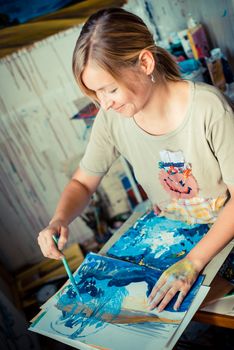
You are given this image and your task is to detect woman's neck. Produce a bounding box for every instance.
[134,79,190,136]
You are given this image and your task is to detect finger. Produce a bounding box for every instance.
[38,231,63,259]
[173,290,188,311]
[148,278,174,310]
[38,243,48,258]
[50,235,66,259]
[148,272,176,302]
[148,289,168,310]
[38,227,57,247]
[148,276,167,302]
[45,240,64,260]
[37,232,49,257]
[58,226,69,250]
[37,230,47,247]
[157,287,178,312]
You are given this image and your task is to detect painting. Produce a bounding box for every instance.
[30,253,204,350]
[71,97,99,140]
[107,211,210,271]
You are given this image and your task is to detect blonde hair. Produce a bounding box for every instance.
[72,8,181,100]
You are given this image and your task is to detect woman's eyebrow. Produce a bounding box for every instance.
[96,83,115,92]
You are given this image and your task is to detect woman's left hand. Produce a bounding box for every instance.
[148,258,200,312]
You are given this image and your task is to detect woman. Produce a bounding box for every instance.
[38,8,234,312]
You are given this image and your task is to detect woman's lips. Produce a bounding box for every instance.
[114,105,124,112]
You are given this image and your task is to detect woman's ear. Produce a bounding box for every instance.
[138,49,155,76]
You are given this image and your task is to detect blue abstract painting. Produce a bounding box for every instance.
[107,211,210,272]
[30,212,209,349]
[30,253,203,350]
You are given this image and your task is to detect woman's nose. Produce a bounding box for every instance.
[99,95,113,111]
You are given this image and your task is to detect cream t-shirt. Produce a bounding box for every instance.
[80,82,234,224]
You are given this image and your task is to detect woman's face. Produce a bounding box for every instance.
[82,62,153,117]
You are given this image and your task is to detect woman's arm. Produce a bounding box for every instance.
[148,184,234,312]
[37,167,102,259]
[186,185,234,271]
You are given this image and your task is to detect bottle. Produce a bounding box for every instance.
[187,13,197,29]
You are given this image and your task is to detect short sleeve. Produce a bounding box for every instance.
[80,109,120,176]
[207,103,234,185]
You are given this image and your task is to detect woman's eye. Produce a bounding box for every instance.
[110,88,117,94]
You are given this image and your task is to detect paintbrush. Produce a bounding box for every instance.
[52,234,80,295]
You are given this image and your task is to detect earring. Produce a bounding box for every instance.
[150,74,156,83]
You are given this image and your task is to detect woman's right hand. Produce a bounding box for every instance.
[37,219,69,260]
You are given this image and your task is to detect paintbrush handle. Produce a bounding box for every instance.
[52,235,79,294]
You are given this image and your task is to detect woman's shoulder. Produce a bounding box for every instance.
[193,81,232,113]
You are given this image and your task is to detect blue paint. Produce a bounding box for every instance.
[222,9,227,17]
[0,1,77,24]
[55,253,159,337]
[107,211,209,270]
[31,213,208,347]
[49,252,203,340]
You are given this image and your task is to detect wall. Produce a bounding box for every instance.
[0,27,100,271]
[0,0,157,273]
[150,0,234,70]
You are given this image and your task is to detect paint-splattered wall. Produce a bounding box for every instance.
[0,27,95,271]
[0,25,132,272]
[0,0,155,273]
[150,0,234,70]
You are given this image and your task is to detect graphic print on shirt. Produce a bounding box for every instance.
[158,150,198,200]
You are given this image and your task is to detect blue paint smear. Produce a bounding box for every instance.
[107,211,209,271]
[31,213,208,346]
[55,253,158,338]
[51,252,203,340]
[222,9,227,17]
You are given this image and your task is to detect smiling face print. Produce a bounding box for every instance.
[158,150,198,200]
